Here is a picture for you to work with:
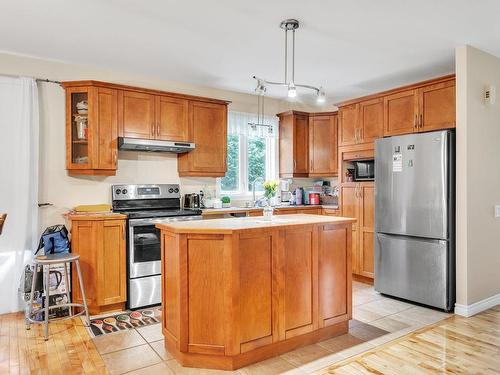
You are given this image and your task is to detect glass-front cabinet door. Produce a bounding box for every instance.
[66,87,92,170]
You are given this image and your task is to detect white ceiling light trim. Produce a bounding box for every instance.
[253,19,326,103]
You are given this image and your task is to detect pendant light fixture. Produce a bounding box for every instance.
[253,19,326,103]
[248,85,273,135]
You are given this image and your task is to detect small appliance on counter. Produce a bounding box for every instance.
[279,179,292,204]
[184,193,202,209]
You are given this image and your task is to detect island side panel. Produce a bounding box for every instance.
[161,231,181,346]
[283,224,318,339]
[238,230,275,353]
[318,223,352,327]
[187,234,226,355]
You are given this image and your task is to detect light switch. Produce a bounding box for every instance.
[495,205,500,218]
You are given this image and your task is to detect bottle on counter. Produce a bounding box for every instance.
[295,187,303,205]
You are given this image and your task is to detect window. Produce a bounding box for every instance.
[219,112,278,197]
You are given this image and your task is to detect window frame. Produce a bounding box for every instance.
[218,133,278,200]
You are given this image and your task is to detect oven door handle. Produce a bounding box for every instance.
[128,215,203,227]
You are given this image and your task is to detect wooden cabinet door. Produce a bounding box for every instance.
[340,185,360,274]
[418,80,456,132]
[279,114,294,177]
[155,96,189,141]
[94,88,118,170]
[97,220,127,305]
[283,227,316,338]
[309,115,337,176]
[359,184,374,278]
[119,90,155,139]
[178,101,227,176]
[293,115,309,175]
[71,221,98,307]
[384,89,418,136]
[359,98,383,143]
[318,224,349,326]
[338,104,359,146]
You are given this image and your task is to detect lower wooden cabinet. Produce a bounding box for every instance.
[69,214,127,314]
[340,182,374,279]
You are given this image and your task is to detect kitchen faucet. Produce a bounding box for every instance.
[252,177,265,207]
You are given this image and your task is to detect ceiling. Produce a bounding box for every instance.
[1,0,500,104]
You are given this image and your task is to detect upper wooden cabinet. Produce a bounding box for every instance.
[156,96,189,141]
[278,111,337,178]
[278,111,309,178]
[418,80,456,132]
[309,114,338,176]
[336,75,455,139]
[63,81,229,176]
[338,99,383,147]
[383,89,418,136]
[64,84,118,176]
[177,101,228,177]
[118,90,155,139]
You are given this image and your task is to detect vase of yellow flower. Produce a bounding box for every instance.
[262,180,278,217]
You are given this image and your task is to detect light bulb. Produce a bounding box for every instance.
[287,82,297,98]
[317,87,326,103]
[255,82,266,96]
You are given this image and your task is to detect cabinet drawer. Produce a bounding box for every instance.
[342,149,374,161]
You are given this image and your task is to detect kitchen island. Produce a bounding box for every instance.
[156,214,355,370]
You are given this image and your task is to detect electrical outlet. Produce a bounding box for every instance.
[495,205,500,218]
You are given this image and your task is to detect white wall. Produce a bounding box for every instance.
[0,52,325,233]
[455,45,500,314]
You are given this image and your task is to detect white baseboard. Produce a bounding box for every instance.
[455,293,500,317]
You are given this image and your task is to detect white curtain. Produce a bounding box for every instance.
[228,111,279,138]
[0,76,39,314]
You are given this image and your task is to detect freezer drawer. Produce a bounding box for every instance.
[374,233,453,311]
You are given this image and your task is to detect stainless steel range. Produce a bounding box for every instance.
[111,184,202,309]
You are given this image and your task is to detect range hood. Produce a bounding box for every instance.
[118,137,195,153]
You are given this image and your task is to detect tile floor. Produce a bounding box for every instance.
[95,281,451,374]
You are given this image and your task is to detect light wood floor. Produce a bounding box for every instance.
[315,305,500,374]
[1,305,499,374]
[0,312,108,374]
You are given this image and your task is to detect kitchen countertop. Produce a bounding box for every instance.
[201,204,339,215]
[157,213,354,234]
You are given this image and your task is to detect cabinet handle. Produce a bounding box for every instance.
[113,150,117,165]
[419,114,423,128]
[157,122,160,136]
[414,114,418,129]
[293,160,296,171]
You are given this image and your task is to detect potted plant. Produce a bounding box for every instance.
[221,196,231,208]
[263,181,278,206]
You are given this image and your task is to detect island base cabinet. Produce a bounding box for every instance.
[160,222,352,370]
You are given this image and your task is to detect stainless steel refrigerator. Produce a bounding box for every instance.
[374,130,455,311]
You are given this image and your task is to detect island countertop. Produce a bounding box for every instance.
[156,214,356,234]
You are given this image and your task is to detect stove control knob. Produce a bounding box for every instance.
[174,188,179,193]
[122,189,128,194]
[168,188,174,193]
[115,189,121,195]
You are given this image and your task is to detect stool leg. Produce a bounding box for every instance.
[75,259,90,326]
[44,264,50,341]
[26,264,37,330]
[63,262,72,317]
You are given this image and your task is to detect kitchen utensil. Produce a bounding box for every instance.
[103,317,119,330]
[116,314,132,328]
[103,324,115,333]
[130,311,145,324]
[117,322,128,330]
[91,319,105,334]
[142,309,159,322]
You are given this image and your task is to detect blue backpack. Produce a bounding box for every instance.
[36,225,70,255]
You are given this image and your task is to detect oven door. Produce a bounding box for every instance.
[128,216,202,278]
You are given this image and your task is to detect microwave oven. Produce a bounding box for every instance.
[353,160,375,181]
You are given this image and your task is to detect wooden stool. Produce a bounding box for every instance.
[26,253,90,340]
